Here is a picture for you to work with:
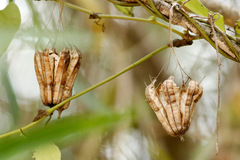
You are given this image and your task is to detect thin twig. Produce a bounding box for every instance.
[107,0,139,6]
[209,13,221,155]
[0,45,169,139]
[55,0,183,36]
[169,4,190,84]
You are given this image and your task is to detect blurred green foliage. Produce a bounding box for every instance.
[0,111,130,159]
[0,2,21,56]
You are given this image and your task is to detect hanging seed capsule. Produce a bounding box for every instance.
[145,76,203,139]
[145,80,176,137]
[160,76,182,133]
[34,48,82,118]
[58,49,82,117]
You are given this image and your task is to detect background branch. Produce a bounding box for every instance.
[116,0,240,62]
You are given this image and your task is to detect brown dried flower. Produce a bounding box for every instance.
[145,76,203,140]
[34,48,82,118]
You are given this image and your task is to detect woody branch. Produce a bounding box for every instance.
[116,0,240,62]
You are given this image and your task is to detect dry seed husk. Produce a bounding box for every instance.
[34,48,82,117]
[145,76,203,139]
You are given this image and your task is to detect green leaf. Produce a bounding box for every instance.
[32,143,61,160]
[0,2,21,56]
[234,20,240,38]
[179,0,225,32]
[114,4,134,17]
[0,112,129,159]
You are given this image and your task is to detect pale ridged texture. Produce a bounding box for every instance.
[58,49,82,116]
[43,49,53,105]
[145,80,175,137]
[145,76,203,139]
[34,51,47,106]
[34,48,82,118]
[52,50,69,105]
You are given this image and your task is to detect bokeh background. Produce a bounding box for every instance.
[1,0,240,159]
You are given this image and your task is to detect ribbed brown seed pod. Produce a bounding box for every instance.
[34,48,82,118]
[145,76,203,140]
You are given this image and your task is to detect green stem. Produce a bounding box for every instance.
[0,116,45,139]
[107,0,139,6]
[55,0,183,36]
[135,0,164,20]
[48,45,169,113]
[146,0,165,20]
[0,45,169,139]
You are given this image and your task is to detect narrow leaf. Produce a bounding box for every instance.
[234,20,240,38]
[0,112,129,159]
[179,0,225,32]
[114,4,134,17]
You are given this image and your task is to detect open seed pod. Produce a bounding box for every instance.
[145,76,203,140]
[34,48,82,118]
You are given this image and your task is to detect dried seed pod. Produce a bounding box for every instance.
[58,49,82,117]
[52,50,70,105]
[34,50,47,106]
[145,76,203,139]
[34,48,82,118]
[185,80,203,130]
[160,76,182,133]
[145,80,176,137]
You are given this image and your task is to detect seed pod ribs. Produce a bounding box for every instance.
[145,76,203,139]
[34,48,82,118]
